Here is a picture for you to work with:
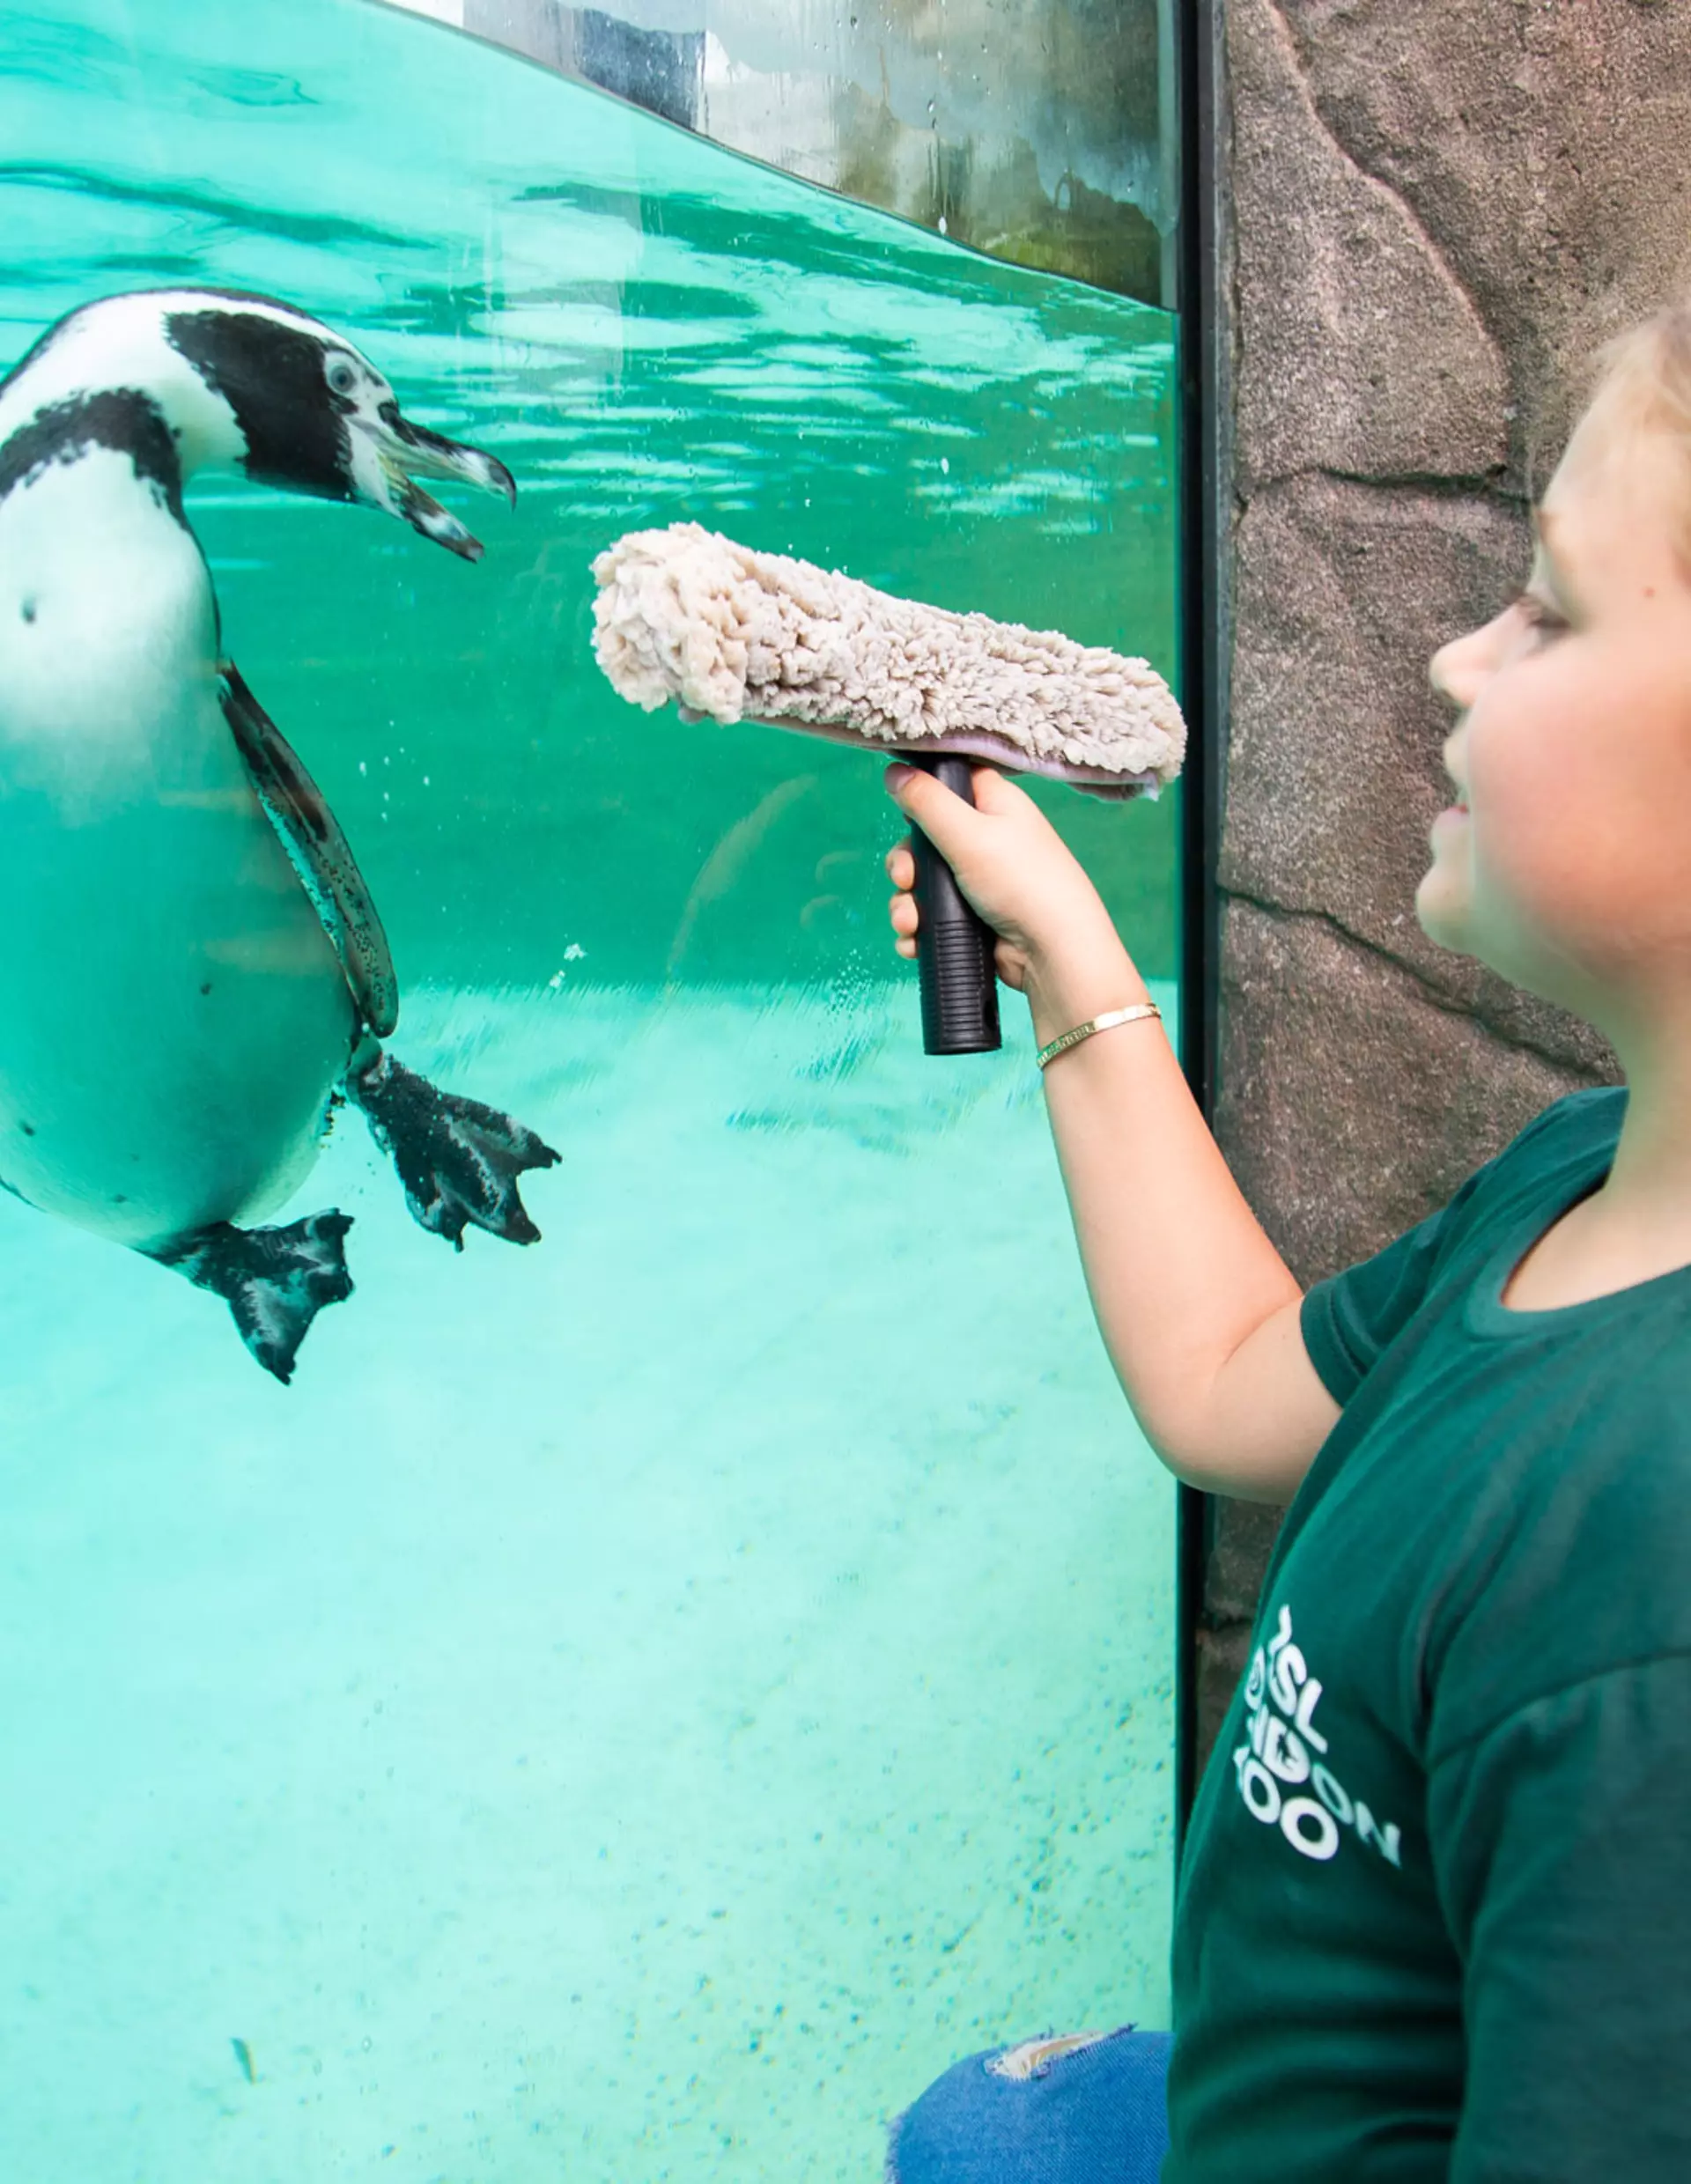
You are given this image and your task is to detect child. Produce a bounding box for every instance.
[880,306,1691,2181]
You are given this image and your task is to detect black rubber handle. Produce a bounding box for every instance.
[908,754,1001,1056]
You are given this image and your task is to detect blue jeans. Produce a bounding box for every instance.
[887,2026,1172,2183]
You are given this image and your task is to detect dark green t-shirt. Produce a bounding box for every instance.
[1166,1087,1691,2181]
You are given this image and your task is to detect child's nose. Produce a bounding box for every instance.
[1429,616,1502,709]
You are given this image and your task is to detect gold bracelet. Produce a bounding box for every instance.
[1035,1002,1162,1071]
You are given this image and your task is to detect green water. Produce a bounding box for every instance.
[0,3,1181,2177]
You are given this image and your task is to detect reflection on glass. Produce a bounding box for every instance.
[0,2,1180,2178]
[381,0,1179,302]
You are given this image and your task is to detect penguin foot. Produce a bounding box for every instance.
[153,1212,355,1384]
[349,1052,559,1250]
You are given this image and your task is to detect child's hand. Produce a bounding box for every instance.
[886,760,1333,1506]
[882,763,1142,1039]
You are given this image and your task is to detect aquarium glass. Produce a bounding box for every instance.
[0,3,1183,2176]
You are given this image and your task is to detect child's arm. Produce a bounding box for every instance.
[886,764,1338,1504]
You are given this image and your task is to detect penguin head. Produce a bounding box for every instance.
[163,293,515,559]
[0,289,514,559]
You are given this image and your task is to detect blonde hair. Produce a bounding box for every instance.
[1591,306,1691,441]
[1532,306,1691,504]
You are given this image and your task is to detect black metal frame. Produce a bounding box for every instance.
[1173,0,1225,1847]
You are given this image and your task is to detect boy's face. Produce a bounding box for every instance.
[1419,387,1691,1027]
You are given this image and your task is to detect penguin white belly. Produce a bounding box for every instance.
[0,453,358,1251]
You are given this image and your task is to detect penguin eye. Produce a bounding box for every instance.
[325,356,360,399]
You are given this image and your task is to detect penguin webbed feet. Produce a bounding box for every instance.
[349,1052,558,1250]
[153,1211,354,1383]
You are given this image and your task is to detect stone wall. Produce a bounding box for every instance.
[1199,0,1691,1755]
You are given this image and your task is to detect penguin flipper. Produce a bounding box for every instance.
[348,1051,559,1249]
[219,660,400,1039]
[151,1212,355,1383]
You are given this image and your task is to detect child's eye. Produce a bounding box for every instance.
[1514,593,1569,643]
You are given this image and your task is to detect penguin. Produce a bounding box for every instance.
[0,287,558,1383]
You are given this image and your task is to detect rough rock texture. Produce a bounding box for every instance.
[1274,0,1691,476]
[1200,0,1691,1766]
[1224,476,1614,1074]
[1228,0,1508,488]
[1218,905,1601,1285]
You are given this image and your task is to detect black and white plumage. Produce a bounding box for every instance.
[0,287,557,1383]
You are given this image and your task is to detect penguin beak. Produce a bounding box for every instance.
[359,402,516,562]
